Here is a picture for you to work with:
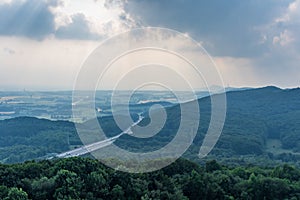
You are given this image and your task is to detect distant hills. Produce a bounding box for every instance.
[0,86,299,166]
[201,86,300,165]
[114,86,300,166]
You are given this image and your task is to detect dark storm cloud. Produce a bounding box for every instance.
[55,13,100,40]
[124,0,293,57]
[0,0,100,40]
[0,0,58,40]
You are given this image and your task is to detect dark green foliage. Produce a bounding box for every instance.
[206,160,222,172]
[190,87,300,164]
[0,117,79,163]
[53,170,81,200]
[0,157,300,199]
[4,187,28,200]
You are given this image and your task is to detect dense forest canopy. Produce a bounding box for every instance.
[1,157,300,200]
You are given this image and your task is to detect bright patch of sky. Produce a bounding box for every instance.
[51,0,129,36]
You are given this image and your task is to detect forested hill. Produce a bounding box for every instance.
[117,86,300,165]
[1,157,300,199]
[226,86,300,118]
[0,86,300,165]
[183,86,300,165]
[214,86,300,158]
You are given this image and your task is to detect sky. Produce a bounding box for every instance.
[0,0,299,90]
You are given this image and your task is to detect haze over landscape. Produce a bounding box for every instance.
[0,0,300,199]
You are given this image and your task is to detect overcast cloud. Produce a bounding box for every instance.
[0,0,57,40]
[0,0,299,89]
[123,0,300,87]
[124,0,296,56]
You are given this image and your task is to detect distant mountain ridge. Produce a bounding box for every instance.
[195,86,300,164]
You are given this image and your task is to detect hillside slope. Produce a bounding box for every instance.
[0,86,299,165]
[193,86,300,164]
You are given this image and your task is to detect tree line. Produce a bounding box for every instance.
[1,157,300,199]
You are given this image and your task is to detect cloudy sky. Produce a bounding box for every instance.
[0,0,299,90]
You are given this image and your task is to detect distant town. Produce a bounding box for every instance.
[0,90,212,122]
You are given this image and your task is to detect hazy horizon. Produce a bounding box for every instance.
[0,85,298,92]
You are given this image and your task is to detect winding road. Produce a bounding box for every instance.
[55,115,144,158]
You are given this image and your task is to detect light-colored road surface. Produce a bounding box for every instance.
[55,115,143,158]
